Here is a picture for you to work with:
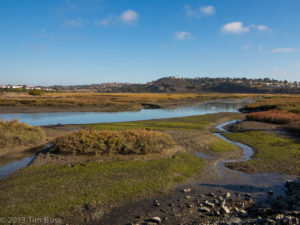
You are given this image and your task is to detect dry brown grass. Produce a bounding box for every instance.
[247,110,300,124]
[0,92,262,110]
[52,129,175,155]
[0,120,45,149]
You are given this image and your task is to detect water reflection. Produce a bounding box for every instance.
[0,100,252,126]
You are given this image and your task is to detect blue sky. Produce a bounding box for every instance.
[0,0,299,85]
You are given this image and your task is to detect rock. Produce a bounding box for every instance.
[245,193,251,198]
[221,204,231,214]
[225,192,231,198]
[187,204,193,208]
[214,210,221,216]
[213,199,219,204]
[229,217,241,225]
[159,209,166,213]
[199,207,211,213]
[183,188,191,193]
[154,202,160,207]
[208,192,216,198]
[198,194,205,198]
[185,195,191,199]
[268,190,273,195]
[238,209,247,216]
[147,217,161,224]
[204,200,215,208]
[274,214,284,221]
[266,218,276,225]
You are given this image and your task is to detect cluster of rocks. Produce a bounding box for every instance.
[128,179,300,225]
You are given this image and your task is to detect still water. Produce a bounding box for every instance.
[0,100,251,126]
[0,99,251,179]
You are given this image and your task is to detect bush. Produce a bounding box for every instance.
[0,120,45,148]
[52,129,175,155]
[247,110,300,124]
[28,89,44,96]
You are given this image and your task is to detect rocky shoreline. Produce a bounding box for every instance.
[124,179,299,225]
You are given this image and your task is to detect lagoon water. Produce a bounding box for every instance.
[0,99,252,179]
[0,100,251,126]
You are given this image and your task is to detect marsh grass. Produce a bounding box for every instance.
[87,113,243,131]
[224,131,300,175]
[0,153,204,218]
[53,129,175,155]
[209,139,239,152]
[247,110,300,124]
[245,96,300,114]
[0,120,45,149]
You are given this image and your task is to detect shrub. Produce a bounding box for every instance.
[28,89,44,96]
[247,110,300,124]
[52,129,175,155]
[0,120,45,148]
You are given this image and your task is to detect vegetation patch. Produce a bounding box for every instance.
[0,120,45,149]
[247,110,300,124]
[87,113,244,131]
[224,131,300,175]
[0,153,204,219]
[52,129,174,155]
[245,96,300,114]
[209,138,239,152]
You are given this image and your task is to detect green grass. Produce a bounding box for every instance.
[0,153,204,218]
[224,131,300,175]
[209,138,239,152]
[87,113,242,131]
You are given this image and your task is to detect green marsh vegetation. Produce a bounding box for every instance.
[0,112,243,220]
[0,153,204,218]
[224,131,300,175]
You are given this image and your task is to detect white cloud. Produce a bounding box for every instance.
[96,10,139,27]
[257,25,268,31]
[174,31,193,41]
[221,22,249,34]
[184,5,215,18]
[272,48,294,53]
[200,6,215,15]
[221,22,269,34]
[120,10,139,24]
[63,18,89,27]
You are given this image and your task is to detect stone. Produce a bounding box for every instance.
[214,210,221,216]
[187,204,193,208]
[221,205,230,214]
[225,192,231,198]
[199,207,211,213]
[205,200,215,208]
[147,217,161,224]
[185,195,191,199]
[268,190,273,195]
[266,218,276,225]
[208,192,216,198]
[183,188,191,193]
[154,202,160,207]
